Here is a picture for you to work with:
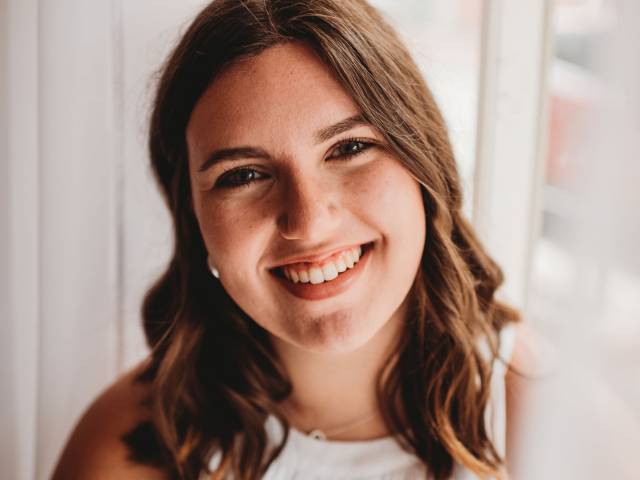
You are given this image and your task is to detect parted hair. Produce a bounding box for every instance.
[126,0,521,478]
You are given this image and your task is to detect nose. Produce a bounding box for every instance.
[277,171,340,241]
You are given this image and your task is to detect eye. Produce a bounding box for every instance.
[327,138,375,160]
[215,167,268,189]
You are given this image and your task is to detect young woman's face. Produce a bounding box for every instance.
[187,43,426,354]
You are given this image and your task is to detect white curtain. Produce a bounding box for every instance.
[1,1,204,477]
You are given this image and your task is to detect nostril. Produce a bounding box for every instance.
[276,194,340,242]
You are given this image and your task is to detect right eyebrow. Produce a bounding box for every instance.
[197,146,271,173]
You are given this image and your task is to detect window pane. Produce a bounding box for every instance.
[371,0,483,215]
[524,0,640,476]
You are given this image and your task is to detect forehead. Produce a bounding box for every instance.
[186,43,361,155]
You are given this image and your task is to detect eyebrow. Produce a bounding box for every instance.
[197,113,369,173]
[197,146,269,173]
[315,113,368,143]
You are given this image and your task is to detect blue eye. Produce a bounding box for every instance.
[215,167,267,189]
[328,138,375,160]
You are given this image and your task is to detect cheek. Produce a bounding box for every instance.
[194,194,265,264]
[348,159,425,239]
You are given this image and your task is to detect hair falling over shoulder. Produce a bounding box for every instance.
[126,1,521,478]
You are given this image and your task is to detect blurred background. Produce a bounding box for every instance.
[1,0,638,478]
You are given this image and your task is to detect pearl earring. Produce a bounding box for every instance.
[207,255,220,279]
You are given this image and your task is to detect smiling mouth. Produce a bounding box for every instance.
[270,242,374,284]
[269,241,374,301]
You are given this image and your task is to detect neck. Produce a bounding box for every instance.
[272,301,408,441]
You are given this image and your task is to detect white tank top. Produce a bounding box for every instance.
[202,324,518,479]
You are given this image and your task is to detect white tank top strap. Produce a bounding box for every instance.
[493,322,519,377]
[481,322,518,464]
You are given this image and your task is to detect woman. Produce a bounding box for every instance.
[54,0,533,478]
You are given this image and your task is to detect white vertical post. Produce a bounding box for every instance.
[35,0,121,477]
[3,1,40,478]
[473,0,552,311]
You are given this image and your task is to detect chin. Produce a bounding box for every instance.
[287,312,388,355]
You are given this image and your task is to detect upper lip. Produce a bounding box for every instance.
[271,242,371,268]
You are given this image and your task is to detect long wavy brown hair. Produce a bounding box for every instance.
[125,0,521,478]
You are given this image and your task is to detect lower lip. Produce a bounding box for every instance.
[270,243,373,301]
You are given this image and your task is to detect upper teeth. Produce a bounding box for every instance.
[281,245,363,284]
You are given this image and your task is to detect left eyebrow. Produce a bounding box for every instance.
[315,113,370,144]
[197,146,271,173]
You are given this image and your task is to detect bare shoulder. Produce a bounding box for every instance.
[52,360,169,480]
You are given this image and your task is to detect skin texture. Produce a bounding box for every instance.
[186,43,428,437]
[187,43,426,357]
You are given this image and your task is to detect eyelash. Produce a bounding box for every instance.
[214,137,376,190]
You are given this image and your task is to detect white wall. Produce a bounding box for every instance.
[3,1,42,478]
[1,1,205,478]
[35,0,122,476]
[3,0,121,477]
[117,0,209,372]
